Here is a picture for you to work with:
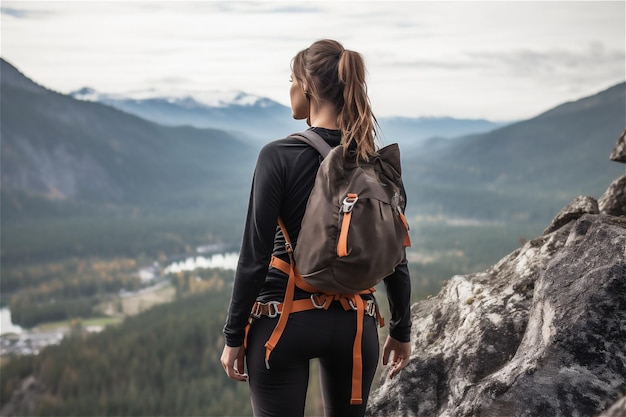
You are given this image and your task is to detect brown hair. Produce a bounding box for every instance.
[291,39,378,161]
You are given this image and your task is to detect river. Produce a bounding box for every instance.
[1,251,240,332]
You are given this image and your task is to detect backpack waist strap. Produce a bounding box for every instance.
[249,297,380,319]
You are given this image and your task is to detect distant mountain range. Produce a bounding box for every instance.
[69,87,507,148]
[69,87,306,145]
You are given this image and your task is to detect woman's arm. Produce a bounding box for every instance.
[383,256,412,343]
[223,142,285,347]
[381,254,412,378]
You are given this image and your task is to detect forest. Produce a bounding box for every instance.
[1,282,256,416]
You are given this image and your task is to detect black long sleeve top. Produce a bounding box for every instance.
[223,127,412,347]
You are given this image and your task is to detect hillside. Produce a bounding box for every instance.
[404,82,626,222]
[1,58,257,264]
[1,58,256,210]
[377,116,506,151]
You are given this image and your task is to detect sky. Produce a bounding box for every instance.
[1,1,624,121]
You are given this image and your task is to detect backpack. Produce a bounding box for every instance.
[257,130,411,406]
[289,129,411,293]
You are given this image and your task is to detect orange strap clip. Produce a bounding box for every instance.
[337,193,358,257]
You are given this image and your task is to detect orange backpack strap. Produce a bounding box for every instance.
[349,294,365,405]
[269,256,290,275]
[398,212,412,247]
[263,258,296,369]
[263,219,295,368]
[261,217,375,404]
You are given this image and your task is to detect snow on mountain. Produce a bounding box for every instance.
[70,87,275,109]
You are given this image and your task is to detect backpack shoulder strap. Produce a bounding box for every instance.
[291,130,333,158]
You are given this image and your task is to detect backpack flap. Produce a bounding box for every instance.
[294,144,410,294]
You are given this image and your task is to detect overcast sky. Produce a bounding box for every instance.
[2,1,624,121]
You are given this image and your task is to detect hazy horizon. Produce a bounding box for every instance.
[2,1,624,121]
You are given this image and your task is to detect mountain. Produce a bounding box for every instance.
[69,87,506,149]
[69,87,307,144]
[404,82,626,222]
[1,58,258,264]
[377,116,507,151]
[1,58,257,214]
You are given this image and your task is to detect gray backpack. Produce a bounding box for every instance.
[287,130,411,294]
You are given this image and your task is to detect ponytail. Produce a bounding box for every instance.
[292,39,378,161]
[338,50,378,161]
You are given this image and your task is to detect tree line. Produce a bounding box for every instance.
[5,257,142,328]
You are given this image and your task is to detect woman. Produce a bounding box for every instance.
[221,39,412,417]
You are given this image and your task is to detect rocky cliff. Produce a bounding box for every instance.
[367,130,626,417]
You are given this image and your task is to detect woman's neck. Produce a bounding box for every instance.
[308,100,339,130]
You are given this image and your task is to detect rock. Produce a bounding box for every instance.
[0,375,45,417]
[598,395,626,417]
[366,214,626,417]
[543,195,599,234]
[599,175,626,216]
[610,130,626,163]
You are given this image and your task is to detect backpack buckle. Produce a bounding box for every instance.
[265,301,281,318]
[347,299,378,317]
[251,302,263,319]
[311,293,329,309]
[341,194,359,213]
[284,241,293,254]
[365,300,377,317]
[250,301,281,318]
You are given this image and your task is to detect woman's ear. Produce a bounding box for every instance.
[303,81,311,126]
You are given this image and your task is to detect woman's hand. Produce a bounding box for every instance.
[381,335,411,379]
[221,344,248,382]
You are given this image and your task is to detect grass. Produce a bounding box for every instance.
[33,316,124,332]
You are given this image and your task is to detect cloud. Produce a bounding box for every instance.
[2,1,623,121]
[469,43,625,77]
[0,6,50,19]
[249,4,323,14]
[382,42,625,82]
[149,2,307,16]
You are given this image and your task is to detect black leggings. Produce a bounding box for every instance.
[245,302,380,417]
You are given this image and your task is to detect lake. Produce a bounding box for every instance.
[1,308,23,335]
[0,252,240,337]
[164,252,239,274]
